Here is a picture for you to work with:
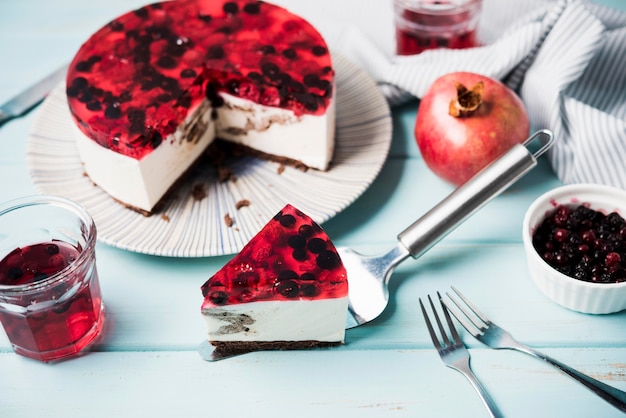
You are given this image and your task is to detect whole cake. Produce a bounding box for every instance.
[200,204,348,355]
[66,0,335,213]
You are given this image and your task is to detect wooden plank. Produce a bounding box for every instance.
[0,349,624,418]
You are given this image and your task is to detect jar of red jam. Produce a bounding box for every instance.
[0,195,104,361]
[394,0,482,55]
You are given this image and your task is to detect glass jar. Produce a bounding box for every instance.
[0,195,105,361]
[394,0,482,55]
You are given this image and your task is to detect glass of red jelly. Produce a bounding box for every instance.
[0,195,104,362]
[394,0,482,56]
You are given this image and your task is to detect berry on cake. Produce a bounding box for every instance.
[66,0,336,214]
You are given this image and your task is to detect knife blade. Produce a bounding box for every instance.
[0,63,69,127]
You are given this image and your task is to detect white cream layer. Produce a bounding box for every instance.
[216,92,335,171]
[74,100,215,212]
[74,92,335,213]
[202,298,348,342]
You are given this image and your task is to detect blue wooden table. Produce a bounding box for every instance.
[1,1,625,417]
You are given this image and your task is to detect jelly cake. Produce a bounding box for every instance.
[200,204,348,355]
[66,0,335,213]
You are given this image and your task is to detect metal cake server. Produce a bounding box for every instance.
[0,63,69,127]
[343,129,554,329]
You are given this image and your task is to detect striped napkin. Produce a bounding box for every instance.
[324,0,626,190]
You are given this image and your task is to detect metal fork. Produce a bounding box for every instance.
[443,286,626,413]
[420,292,503,418]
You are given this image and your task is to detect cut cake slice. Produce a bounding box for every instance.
[200,204,348,355]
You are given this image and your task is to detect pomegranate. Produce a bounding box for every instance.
[414,72,530,186]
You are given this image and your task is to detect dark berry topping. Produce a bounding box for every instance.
[277,270,298,281]
[226,79,240,95]
[300,284,318,297]
[149,131,163,148]
[287,234,306,249]
[303,74,320,87]
[87,100,102,111]
[261,62,280,77]
[312,45,328,56]
[207,45,225,59]
[292,248,308,261]
[75,56,101,72]
[201,205,347,307]
[259,45,276,55]
[209,291,228,305]
[198,14,212,23]
[298,224,314,239]
[104,102,122,119]
[223,2,239,15]
[278,214,296,228]
[248,71,263,82]
[316,250,341,270]
[67,2,333,160]
[282,48,297,59]
[134,7,149,18]
[532,204,626,283]
[156,56,177,69]
[307,238,327,254]
[275,280,299,298]
[109,21,124,31]
[243,2,261,14]
[72,77,88,89]
[180,68,196,78]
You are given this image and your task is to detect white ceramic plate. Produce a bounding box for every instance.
[26,54,392,257]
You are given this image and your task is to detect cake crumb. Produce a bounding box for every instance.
[235,199,250,210]
[161,214,170,222]
[224,213,234,227]
[277,164,285,174]
[218,167,236,183]
[191,184,207,201]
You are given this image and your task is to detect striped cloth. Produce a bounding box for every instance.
[325,0,626,190]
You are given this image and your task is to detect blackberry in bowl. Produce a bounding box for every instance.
[522,184,626,314]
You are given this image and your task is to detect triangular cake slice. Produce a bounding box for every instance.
[200,204,348,355]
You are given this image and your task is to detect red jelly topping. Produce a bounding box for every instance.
[67,0,334,160]
[201,204,348,307]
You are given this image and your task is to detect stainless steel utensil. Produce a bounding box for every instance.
[343,129,554,329]
[443,286,626,413]
[0,63,69,127]
[420,292,502,418]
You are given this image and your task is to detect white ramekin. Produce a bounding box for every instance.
[522,184,626,314]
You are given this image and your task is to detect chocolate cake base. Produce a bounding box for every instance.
[210,340,342,357]
[209,139,311,173]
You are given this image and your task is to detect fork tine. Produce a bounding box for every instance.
[419,297,443,350]
[451,285,491,325]
[428,294,452,347]
[443,291,484,336]
[438,291,462,344]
